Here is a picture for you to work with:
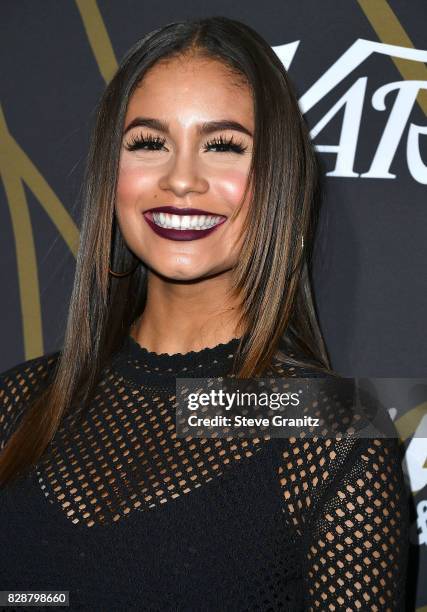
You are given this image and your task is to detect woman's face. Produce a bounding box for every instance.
[116,55,254,282]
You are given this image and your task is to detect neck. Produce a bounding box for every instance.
[130,271,245,354]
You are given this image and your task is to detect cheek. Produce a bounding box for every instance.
[116,163,158,206]
[214,170,251,208]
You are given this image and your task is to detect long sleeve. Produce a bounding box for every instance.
[277,435,410,611]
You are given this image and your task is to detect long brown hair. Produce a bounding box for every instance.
[0,16,331,487]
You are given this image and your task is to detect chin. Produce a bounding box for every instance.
[150,262,221,283]
[164,269,210,282]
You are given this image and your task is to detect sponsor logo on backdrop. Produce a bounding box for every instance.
[274,40,427,184]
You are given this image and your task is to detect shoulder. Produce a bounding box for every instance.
[0,350,60,450]
[0,350,60,396]
[272,433,406,533]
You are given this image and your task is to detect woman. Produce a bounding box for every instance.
[0,16,409,611]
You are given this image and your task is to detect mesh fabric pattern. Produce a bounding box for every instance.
[0,335,409,611]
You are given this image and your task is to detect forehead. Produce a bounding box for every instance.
[125,56,254,126]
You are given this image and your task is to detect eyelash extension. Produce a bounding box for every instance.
[124,132,248,154]
[125,133,166,152]
[203,134,248,154]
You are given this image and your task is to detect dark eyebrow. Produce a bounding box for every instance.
[123,117,253,138]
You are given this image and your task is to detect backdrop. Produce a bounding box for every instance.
[1,1,426,609]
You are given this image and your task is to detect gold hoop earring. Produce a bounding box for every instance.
[108,261,140,277]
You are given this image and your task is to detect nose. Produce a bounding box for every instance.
[158,148,209,197]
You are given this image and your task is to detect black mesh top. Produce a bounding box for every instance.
[0,335,409,611]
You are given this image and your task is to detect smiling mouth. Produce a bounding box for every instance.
[142,205,228,242]
[144,205,228,231]
[144,211,227,231]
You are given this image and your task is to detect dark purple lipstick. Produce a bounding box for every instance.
[143,206,227,242]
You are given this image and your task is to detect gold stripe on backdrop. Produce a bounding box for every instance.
[0,106,79,359]
[1,0,115,359]
[357,0,427,114]
[394,402,427,442]
[75,0,118,84]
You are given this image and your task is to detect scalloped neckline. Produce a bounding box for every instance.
[123,333,243,371]
[128,334,241,357]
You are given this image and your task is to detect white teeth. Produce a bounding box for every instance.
[151,213,224,230]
